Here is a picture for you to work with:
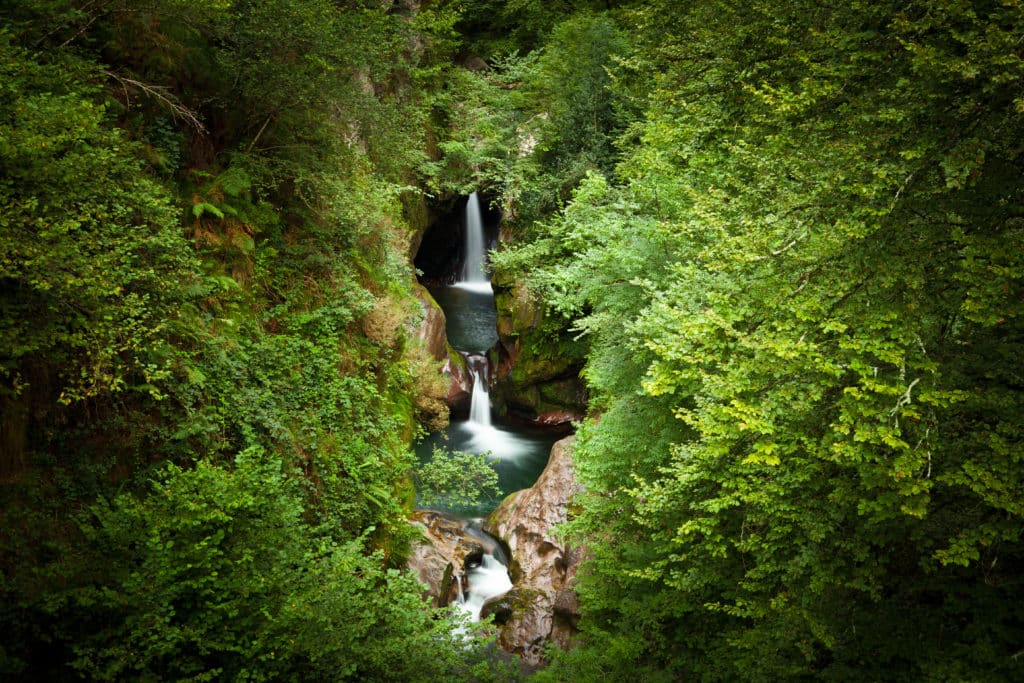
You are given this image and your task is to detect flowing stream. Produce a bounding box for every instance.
[417,192,562,621]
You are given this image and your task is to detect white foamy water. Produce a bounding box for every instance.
[461,422,534,460]
[450,281,494,295]
[455,554,513,622]
[467,355,492,428]
[460,192,488,285]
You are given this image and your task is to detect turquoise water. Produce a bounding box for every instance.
[430,283,498,354]
[415,419,562,517]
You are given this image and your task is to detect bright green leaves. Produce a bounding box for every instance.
[510,0,1024,679]
[70,449,480,681]
[0,35,198,402]
[413,446,501,509]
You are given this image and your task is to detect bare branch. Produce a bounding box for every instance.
[102,70,206,133]
[246,115,275,153]
[753,225,809,261]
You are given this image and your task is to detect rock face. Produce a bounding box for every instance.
[484,436,582,665]
[407,510,488,607]
[410,285,475,412]
[490,272,588,423]
[413,284,449,362]
[444,350,472,409]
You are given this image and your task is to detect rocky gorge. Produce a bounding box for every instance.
[407,194,584,665]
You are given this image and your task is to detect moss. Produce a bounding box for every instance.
[446,344,468,373]
[494,278,540,338]
[401,191,431,261]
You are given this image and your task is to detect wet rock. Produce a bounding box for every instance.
[484,436,583,665]
[407,510,488,607]
[444,349,471,409]
[534,410,584,427]
[480,593,514,625]
[463,55,489,72]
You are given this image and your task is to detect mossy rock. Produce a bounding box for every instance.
[538,377,587,410]
[480,587,546,625]
[493,278,540,338]
[446,344,468,373]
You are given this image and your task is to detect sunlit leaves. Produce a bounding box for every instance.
[70,449,485,681]
[511,0,1024,679]
[0,35,198,401]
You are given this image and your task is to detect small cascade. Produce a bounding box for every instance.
[462,352,535,458]
[454,523,513,623]
[457,192,491,293]
[459,555,513,621]
[466,354,492,428]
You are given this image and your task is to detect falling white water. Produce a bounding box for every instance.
[451,523,513,624]
[467,354,491,428]
[458,192,490,291]
[456,555,513,622]
[461,353,539,459]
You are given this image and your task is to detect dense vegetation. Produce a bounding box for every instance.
[482,0,1024,680]
[2,0,1022,680]
[0,1,511,680]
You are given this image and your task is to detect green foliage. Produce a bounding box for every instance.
[442,0,624,59]
[0,2,504,680]
[0,33,198,404]
[61,448,489,681]
[414,445,502,509]
[420,9,628,225]
[508,13,629,226]
[502,0,1024,679]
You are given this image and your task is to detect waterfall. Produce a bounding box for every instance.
[467,354,491,428]
[454,524,513,623]
[458,555,513,622]
[459,192,490,289]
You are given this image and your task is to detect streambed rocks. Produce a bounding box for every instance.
[407,510,486,607]
[484,436,583,665]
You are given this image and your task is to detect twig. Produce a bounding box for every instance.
[102,70,206,132]
[755,223,808,260]
[246,115,274,153]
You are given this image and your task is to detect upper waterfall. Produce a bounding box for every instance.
[457,192,491,293]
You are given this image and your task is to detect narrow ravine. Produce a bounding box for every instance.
[414,192,563,621]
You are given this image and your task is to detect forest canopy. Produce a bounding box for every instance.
[1,0,1022,681]
[487,0,1024,679]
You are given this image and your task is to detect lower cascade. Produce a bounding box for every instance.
[407,511,514,622]
[456,552,513,622]
[456,521,512,622]
[466,353,492,428]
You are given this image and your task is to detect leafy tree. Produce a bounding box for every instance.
[0,33,197,409]
[503,0,1024,679]
[52,448,497,681]
[414,445,502,509]
[0,2,516,680]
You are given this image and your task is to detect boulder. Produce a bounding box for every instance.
[407,288,474,410]
[412,284,449,362]
[407,510,488,607]
[534,410,583,427]
[484,436,583,665]
[444,349,471,409]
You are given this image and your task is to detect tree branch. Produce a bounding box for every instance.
[102,70,205,133]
